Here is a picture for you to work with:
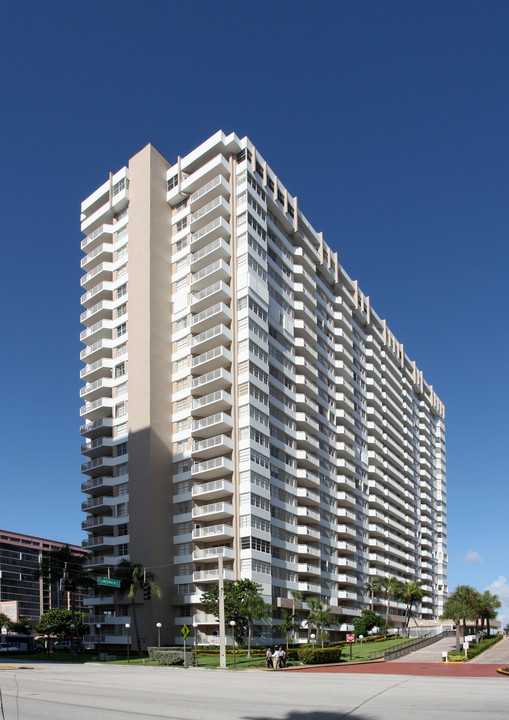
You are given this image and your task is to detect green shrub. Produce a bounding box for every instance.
[446,653,465,663]
[147,647,185,665]
[466,634,503,659]
[298,646,342,665]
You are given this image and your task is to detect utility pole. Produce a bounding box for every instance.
[218,556,226,668]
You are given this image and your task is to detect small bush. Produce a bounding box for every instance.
[466,634,503,659]
[147,647,185,665]
[298,646,342,665]
[446,654,465,663]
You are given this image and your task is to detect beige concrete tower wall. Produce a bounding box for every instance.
[127,144,173,647]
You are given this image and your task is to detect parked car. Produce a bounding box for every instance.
[0,643,19,653]
[53,640,82,652]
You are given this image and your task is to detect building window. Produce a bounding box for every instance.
[115,402,126,418]
[117,503,128,518]
[116,422,128,438]
[167,174,178,191]
[176,316,188,331]
[117,284,127,299]
[118,543,129,556]
[116,323,127,338]
[115,362,126,378]
[116,303,127,318]
[118,523,128,537]
[116,442,128,457]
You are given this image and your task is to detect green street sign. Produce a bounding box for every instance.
[97,577,121,588]
[181,624,190,639]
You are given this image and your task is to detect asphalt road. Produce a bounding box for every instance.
[0,661,508,720]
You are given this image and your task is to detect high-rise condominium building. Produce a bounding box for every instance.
[0,530,86,622]
[79,131,447,649]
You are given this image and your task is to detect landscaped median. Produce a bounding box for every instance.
[441,634,504,663]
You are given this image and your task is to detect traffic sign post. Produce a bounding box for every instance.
[347,633,355,661]
[97,577,121,588]
[182,625,190,665]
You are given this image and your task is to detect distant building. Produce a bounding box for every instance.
[0,530,86,622]
[79,131,447,648]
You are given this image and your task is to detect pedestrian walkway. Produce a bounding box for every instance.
[295,661,505,677]
[469,636,509,664]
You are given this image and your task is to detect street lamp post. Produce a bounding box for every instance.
[310,633,316,653]
[70,623,76,659]
[46,625,51,658]
[359,634,364,659]
[193,621,198,667]
[125,624,131,663]
[230,621,236,668]
[96,624,102,660]
[156,622,162,649]
[25,625,31,655]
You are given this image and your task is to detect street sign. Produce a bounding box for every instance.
[181,625,190,640]
[347,634,355,643]
[97,577,121,588]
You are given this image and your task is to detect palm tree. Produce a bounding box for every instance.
[290,589,303,617]
[382,576,402,637]
[365,576,383,612]
[453,585,478,640]
[397,580,430,632]
[478,591,501,637]
[305,597,323,641]
[239,595,270,658]
[441,597,466,652]
[279,609,298,655]
[314,608,333,648]
[113,561,161,655]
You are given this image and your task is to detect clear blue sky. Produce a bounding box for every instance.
[1,1,507,623]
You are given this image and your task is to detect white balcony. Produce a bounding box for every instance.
[81,224,115,252]
[81,281,116,308]
[295,431,319,452]
[191,389,232,418]
[190,217,231,254]
[190,280,231,314]
[191,412,233,439]
[297,525,320,540]
[190,301,232,335]
[295,413,319,433]
[296,450,319,470]
[189,174,230,211]
[192,524,234,541]
[80,358,115,382]
[191,457,234,480]
[192,501,234,522]
[81,300,114,326]
[193,568,235,583]
[191,367,232,397]
[295,468,320,488]
[298,582,321,594]
[192,546,235,562]
[189,196,230,233]
[80,417,114,438]
[192,479,234,501]
[296,488,320,506]
[191,346,232,375]
[190,259,230,293]
[191,323,231,355]
[182,154,231,197]
[297,563,321,576]
[297,544,320,559]
[80,397,114,420]
[191,433,233,459]
[297,507,321,523]
[81,262,115,290]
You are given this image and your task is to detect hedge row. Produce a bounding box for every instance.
[298,646,342,664]
[465,634,503,659]
[147,647,185,665]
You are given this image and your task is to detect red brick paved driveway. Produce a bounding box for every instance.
[294,661,505,677]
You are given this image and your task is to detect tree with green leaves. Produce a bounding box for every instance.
[304,596,323,641]
[396,580,430,631]
[313,608,334,647]
[352,609,386,637]
[0,613,12,630]
[35,609,87,640]
[441,585,478,652]
[382,576,402,637]
[7,617,32,636]
[201,579,265,644]
[365,576,383,612]
[239,594,271,657]
[112,561,161,655]
[279,609,298,654]
[34,544,94,651]
[478,590,501,637]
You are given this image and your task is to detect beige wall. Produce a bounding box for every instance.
[127,144,174,647]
